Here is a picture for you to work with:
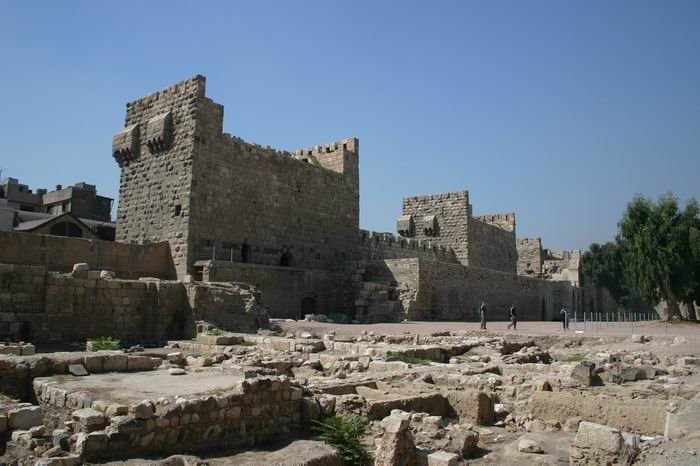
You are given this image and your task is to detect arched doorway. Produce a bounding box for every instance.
[300,297,316,319]
[280,252,293,267]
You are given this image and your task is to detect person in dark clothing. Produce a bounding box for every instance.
[479,301,487,330]
[507,304,517,330]
[560,307,569,330]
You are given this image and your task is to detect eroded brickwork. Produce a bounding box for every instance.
[401,192,471,264]
[358,230,458,263]
[188,96,359,272]
[467,216,517,274]
[516,238,544,276]
[0,263,188,342]
[363,258,616,322]
[114,76,203,278]
[399,192,517,273]
[114,76,360,280]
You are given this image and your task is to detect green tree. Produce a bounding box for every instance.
[581,241,629,307]
[618,194,699,320]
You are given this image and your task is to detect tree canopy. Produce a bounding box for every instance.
[582,193,699,319]
[581,241,629,307]
[587,194,699,319]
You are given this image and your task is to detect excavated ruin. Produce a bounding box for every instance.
[1,322,699,465]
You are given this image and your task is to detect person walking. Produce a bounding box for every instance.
[507,304,517,330]
[479,301,487,330]
[560,307,569,330]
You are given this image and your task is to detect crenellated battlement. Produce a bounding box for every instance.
[125,75,206,115]
[359,229,458,263]
[294,138,359,157]
[517,237,542,244]
[403,190,469,205]
[474,212,516,232]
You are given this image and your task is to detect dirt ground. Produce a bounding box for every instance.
[279,319,700,338]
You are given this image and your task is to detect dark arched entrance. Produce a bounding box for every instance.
[280,252,293,267]
[300,297,316,319]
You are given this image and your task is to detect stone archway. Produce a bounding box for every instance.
[301,297,317,319]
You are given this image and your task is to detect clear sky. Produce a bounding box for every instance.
[1,1,698,250]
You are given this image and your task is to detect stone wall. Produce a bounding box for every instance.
[467,217,517,274]
[399,192,517,274]
[114,76,361,279]
[0,263,188,343]
[189,95,360,272]
[199,260,352,320]
[516,238,543,276]
[0,231,175,279]
[363,259,617,322]
[358,230,458,263]
[543,249,582,285]
[474,213,515,232]
[114,76,203,279]
[32,375,302,461]
[186,281,268,332]
[401,192,471,265]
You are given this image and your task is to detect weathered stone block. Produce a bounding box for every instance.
[8,405,43,430]
[69,364,88,376]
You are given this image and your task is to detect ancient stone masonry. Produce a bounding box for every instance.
[398,191,517,274]
[516,238,543,276]
[114,76,203,279]
[114,75,360,280]
[0,262,268,343]
[542,249,582,285]
[358,230,458,263]
[200,260,351,320]
[360,258,616,322]
[0,231,175,279]
[1,74,695,466]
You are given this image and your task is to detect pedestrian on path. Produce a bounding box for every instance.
[507,304,517,330]
[560,307,569,330]
[480,301,487,330]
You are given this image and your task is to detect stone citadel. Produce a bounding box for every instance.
[0,75,614,343]
[2,76,693,466]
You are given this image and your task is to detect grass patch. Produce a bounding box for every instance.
[206,328,225,336]
[237,341,256,347]
[563,352,588,362]
[313,414,368,466]
[87,336,121,351]
[388,352,431,366]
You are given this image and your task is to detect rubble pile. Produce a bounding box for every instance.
[1,328,698,465]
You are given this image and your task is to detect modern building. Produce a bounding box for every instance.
[0,178,113,221]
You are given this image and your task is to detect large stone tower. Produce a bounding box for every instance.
[112,76,360,279]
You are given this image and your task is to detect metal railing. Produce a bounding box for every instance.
[195,245,238,262]
[570,311,659,332]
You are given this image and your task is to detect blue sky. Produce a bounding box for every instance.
[1,1,698,250]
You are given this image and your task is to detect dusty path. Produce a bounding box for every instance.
[278,319,700,339]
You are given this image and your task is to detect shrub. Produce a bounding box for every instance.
[388,352,431,365]
[313,414,369,466]
[87,336,121,351]
[206,328,225,336]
